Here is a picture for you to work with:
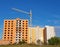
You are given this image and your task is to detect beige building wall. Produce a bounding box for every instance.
[32,28,36,43]
[28,26,44,44]
[35,26,44,44]
[28,27,36,44]
[39,28,44,43]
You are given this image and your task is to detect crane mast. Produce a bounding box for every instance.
[29,10,32,43]
[12,8,32,43]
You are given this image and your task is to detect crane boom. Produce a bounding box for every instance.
[12,8,30,15]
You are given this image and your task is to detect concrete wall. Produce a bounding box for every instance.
[45,26,55,43]
[28,26,44,44]
[0,40,10,45]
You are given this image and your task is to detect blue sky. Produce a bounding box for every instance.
[0,0,60,38]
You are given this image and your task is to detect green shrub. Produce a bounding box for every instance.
[48,37,60,45]
[19,39,26,44]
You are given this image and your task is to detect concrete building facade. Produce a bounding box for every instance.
[28,26,44,44]
[2,18,56,45]
[35,26,44,44]
[3,18,28,44]
[43,26,55,43]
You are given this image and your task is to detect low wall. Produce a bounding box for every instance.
[0,40,10,45]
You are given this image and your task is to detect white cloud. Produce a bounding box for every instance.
[47,20,60,24]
